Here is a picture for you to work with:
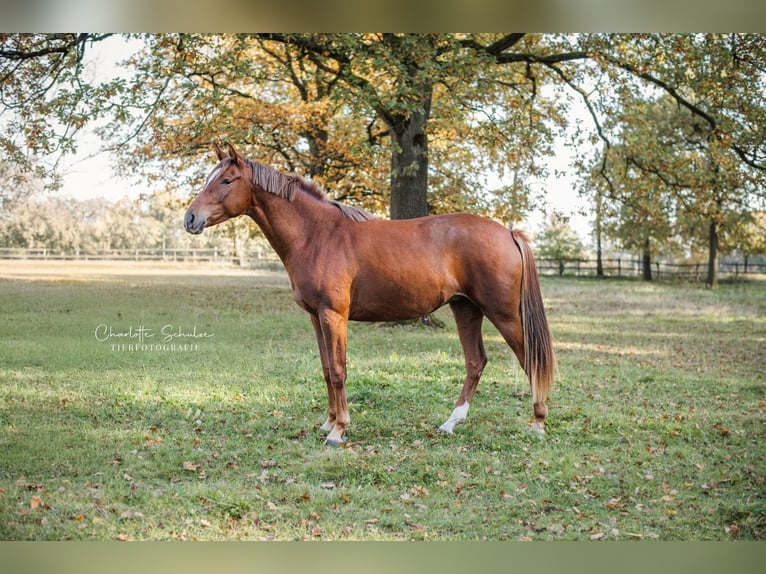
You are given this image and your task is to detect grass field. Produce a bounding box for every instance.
[0,261,764,540]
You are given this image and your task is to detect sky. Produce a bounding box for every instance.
[55,35,594,241]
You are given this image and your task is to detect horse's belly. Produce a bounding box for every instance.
[348,277,452,322]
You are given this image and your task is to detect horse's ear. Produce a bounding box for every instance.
[226,142,244,166]
[213,142,226,162]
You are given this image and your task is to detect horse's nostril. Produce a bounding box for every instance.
[184,211,204,234]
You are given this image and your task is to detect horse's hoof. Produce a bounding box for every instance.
[527,425,546,437]
[324,436,345,447]
[437,423,454,434]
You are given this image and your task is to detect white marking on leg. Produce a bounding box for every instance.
[438,401,470,434]
[320,418,334,433]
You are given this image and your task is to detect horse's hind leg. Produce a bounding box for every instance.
[487,312,547,435]
[439,298,487,434]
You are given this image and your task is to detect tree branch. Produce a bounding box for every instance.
[600,53,765,171]
[543,61,617,197]
[486,33,526,55]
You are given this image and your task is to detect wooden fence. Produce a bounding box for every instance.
[0,247,274,264]
[1,248,764,282]
[536,257,766,281]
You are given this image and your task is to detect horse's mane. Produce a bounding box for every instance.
[247,159,375,223]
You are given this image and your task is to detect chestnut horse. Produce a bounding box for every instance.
[184,143,556,446]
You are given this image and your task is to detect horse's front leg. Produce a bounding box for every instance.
[310,315,336,433]
[316,308,350,446]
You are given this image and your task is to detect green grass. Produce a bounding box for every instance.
[0,264,764,540]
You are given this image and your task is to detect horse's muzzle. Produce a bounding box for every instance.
[183,211,206,235]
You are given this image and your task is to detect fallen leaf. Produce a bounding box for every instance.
[183,461,200,471]
[365,517,380,524]
[410,485,429,497]
[113,534,130,542]
[30,496,42,510]
[590,532,605,540]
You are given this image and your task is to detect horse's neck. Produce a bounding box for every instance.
[247,190,334,266]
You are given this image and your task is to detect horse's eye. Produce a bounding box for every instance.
[222,178,232,185]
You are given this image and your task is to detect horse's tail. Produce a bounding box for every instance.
[510,229,556,406]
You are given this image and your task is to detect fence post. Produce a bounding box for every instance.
[617,258,621,277]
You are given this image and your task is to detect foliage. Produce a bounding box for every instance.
[725,211,766,258]
[0,192,237,253]
[571,34,766,285]
[2,34,766,252]
[0,267,764,540]
[0,33,117,187]
[97,33,568,220]
[534,213,587,274]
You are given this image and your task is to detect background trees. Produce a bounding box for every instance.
[2,33,765,280]
[576,34,766,285]
[535,212,587,275]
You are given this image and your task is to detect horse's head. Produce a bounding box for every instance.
[184,143,252,235]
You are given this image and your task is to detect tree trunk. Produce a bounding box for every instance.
[706,217,719,289]
[642,238,652,281]
[595,191,604,278]
[388,90,432,220]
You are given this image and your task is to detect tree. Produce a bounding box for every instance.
[727,211,766,271]
[581,99,685,281]
[535,212,587,275]
[587,92,764,285]
[96,33,577,220]
[0,33,115,186]
[255,33,587,220]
